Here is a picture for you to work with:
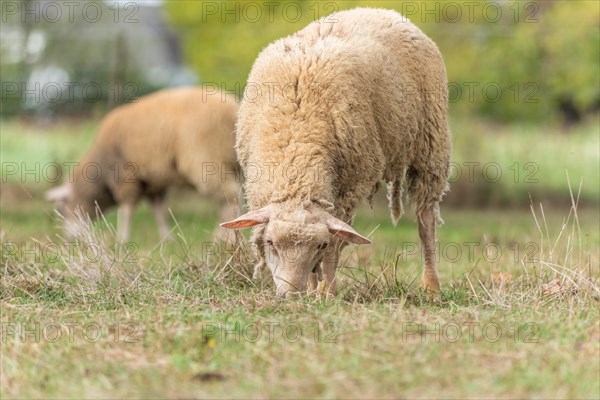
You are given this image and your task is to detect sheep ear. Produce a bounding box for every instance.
[326,216,371,244]
[220,207,272,229]
[45,184,71,203]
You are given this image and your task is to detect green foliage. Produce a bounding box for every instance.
[539,2,600,111]
[166,0,600,122]
[440,0,600,122]
[164,1,329,94]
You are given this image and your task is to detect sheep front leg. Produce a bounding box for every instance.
[250,227,266,280]
[117,203,134,242]
[318,246,340,299]
[417,206,441,292]
[150,196,171,239]
[252,260,265,280]
[308,273,318,292]
[307,264,322,293]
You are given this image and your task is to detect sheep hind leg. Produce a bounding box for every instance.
[417,206,441,293]
[117,203,134,242]
[307,272,318,293]
[387,177,404,226]
[150,195,171,240]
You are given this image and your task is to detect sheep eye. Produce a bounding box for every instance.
[265,239,274,246]
[319,242,329,250]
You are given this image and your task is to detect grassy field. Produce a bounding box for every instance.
[1,118,599,399]
[2,115,599,208]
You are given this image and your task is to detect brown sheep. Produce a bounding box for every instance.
[46,87,240,241]
[221,8,451,298]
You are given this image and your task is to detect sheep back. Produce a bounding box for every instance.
[237,8,450,221]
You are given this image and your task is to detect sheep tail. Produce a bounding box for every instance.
[387,178,403,226]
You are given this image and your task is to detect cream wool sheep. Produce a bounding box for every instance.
[222,8,451,297]
[46,87,240,241]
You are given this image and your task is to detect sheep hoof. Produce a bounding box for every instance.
[315,281,336,300]
[316,280,326,292]
[421,276,441,301]
[424,290,441,302]
[316,280,328,300]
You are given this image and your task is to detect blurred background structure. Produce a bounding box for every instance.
[1,0,196,119]
[1,0,599,207]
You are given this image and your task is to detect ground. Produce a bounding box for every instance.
[1,118,599,398]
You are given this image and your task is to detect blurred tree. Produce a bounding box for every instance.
[165,0,323,94]
[144,1,600,124]
[462,1,599,124]
[538,2,600,124]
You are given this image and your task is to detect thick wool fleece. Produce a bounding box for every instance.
[237,8,451,228]
[71,87,240,215]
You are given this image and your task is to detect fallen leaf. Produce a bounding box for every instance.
[201,334,218,348]
[542,278,562,295]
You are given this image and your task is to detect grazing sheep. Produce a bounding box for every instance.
[46,87,241,241]
[221,8,451,298]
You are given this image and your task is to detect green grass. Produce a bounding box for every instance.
[1,118,599,398]
[1,193,599,398]
[448,115,600,206]
[0,119,97,172]
[1,115,599,206]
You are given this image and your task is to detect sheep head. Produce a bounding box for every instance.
[220,204,370,298]
[45,183,86,239]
